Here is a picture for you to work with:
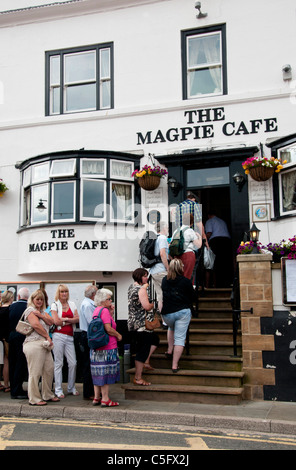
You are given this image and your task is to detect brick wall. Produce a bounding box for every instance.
[237,253,275,400]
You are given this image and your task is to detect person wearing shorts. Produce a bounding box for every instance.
[161,259,194,372]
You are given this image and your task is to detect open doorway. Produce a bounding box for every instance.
[189,185,234,288]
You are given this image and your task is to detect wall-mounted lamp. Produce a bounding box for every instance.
[168,177,182,197]
[36,199,47,212]
[232,172,246,192]
[195,1,207,18]
[282,64,292,81]
[249,222,261,254]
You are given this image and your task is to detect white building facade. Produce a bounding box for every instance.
[0,0,296,325]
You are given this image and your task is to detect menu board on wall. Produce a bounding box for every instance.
[282,258,296,305]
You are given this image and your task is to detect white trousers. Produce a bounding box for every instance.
[52,332,77,396]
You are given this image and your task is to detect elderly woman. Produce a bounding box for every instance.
[0,290,14,392]
[90,288,122,407]
[161,259,194,373]
[128,268,159,386]
[22,289,59,406]
[51,284,80,398]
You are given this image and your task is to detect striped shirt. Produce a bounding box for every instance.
[176,199,202,232]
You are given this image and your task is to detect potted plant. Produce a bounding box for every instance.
[132,165,168,191]
[262,237,296,262]
[0,179,8,196]
[237,240,262,255]
[242,155,286,181]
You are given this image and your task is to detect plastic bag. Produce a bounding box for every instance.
[204,247,216,270]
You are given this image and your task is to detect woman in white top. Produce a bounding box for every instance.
[23,289,59,406]
[51,284,80,398]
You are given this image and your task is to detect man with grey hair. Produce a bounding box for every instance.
[8,287,30,399]
[79,284,98,399]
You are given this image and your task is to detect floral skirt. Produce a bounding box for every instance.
[90,348,120,386]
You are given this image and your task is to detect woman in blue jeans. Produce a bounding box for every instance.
[161,259,194,372]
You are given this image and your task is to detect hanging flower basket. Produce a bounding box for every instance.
[137,174,161,191]
[0,179,8,196]
[242,155,286,182]
[249,166,275,182]
[132,164,168,191]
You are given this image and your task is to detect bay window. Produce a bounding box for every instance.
[18,151,139,228]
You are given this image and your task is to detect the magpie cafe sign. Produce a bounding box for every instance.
[28,229,108,253]
[136,107,278,145]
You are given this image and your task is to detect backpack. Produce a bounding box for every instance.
[87,308,109,349]
[139,231,161,268]
[169,227,189,258]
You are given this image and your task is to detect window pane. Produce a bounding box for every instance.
[101,81,111,109]
[65,84,96,112]
[23,168,31,188]
[279,145,296,166]
[50,55,60,85]
[188,33,221,67]
[32,162,49,183]
[111,183,132,221]
[189,67,222,96]
[52,182,75,221]
[100,49,110,79]
[51,87,60,114]
[81,159,105,176]
[187,167,229,187]
[64,51,96,83]
[32,184,48,224]
[111,160,133,179]
[281,169,296,213]
[82,179,105,219]
[50,159,76,177]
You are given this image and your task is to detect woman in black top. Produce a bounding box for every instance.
[161,259,194,372]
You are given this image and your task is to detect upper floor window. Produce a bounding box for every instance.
[181,24,227,100]
[45,43,113,115]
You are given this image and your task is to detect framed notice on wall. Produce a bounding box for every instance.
[282,258,296,306]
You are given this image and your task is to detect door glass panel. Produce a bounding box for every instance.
[187,167,229,187]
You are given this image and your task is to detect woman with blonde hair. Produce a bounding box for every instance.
[51,284,79,398]
[22,289,59,405]
[161,259,194,373]
[0,290,14,392]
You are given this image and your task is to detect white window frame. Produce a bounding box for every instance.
[80,178,106,222]
[279,166,296,216]
[50,159,76,178]
[64,50,97,114]
[80,158,106,178]
[23,167,31,188]
[31,183,49,226]
[32,162,50,184]
[99,48,111,110]
[110,159,134,181]
[278,143,296,169]
[51,180,76,223]
[110,181,134,223]
[186,30,223,99]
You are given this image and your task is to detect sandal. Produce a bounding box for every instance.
[4,387,10,393]
[69,390,80,396]
[144,363,154,371]
[133,378,151,386]
[101,399,119,407]
[92,398,101,406]
[47,397,60,402]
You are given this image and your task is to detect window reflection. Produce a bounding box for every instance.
[52,182,75,221]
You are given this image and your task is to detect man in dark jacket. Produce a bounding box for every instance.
[8,287,30,399]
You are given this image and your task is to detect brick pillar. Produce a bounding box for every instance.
[237,253,275,401]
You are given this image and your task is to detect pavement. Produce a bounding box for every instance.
[1,383,296,436]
